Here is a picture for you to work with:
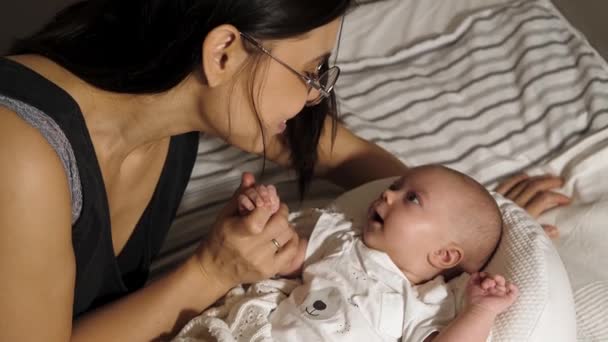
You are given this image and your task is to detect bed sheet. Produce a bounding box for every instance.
[534,128,608,341]
[336,0,512,64]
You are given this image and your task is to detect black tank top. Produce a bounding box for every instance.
[0,57,199,317]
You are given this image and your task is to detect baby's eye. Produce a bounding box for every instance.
[406,191,420,205]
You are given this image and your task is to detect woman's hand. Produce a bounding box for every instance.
[196,173,300,290]
[495,173,571,238]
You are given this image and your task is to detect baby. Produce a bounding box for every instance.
[237,165,518,342]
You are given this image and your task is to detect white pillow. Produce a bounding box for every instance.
[328,177,577,342]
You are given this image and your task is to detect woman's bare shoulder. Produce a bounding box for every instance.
[0,105,75,339]
[0,105,72,191]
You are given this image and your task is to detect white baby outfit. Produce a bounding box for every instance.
[270,211,457,342]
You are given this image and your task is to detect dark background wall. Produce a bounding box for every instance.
[1,0,607,58]
[551,0,608,60]
[0,0,78,54]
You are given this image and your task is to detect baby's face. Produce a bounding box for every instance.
[363,166,472,274]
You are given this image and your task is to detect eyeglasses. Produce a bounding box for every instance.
[240,32,341,107]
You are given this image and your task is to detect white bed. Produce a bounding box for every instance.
[155,1,608,340]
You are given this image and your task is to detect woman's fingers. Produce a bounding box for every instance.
[240,203,283,234]
[495,173,571,218]
[503,175,543,200]
[504,175,558,203]
[495,173,529,194]
[274,232,299,270]
[259,204,291,240]
[271,225,295,249]
[513,176,564,207]
[243,204,299,278]
[542,224,560,239]
[524,191,570,218]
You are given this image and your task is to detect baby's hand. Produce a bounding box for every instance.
[466,272,519,316]
[237,184,281,216]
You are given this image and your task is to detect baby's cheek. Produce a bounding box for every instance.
[362,230,379,250]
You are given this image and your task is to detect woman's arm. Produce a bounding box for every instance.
[317,120,408,189]
[72,257,230,341]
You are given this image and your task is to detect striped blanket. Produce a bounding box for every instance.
[336,0,608,186]
[156,0,608,339]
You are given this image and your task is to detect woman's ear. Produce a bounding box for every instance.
[201,25,248,87]
[429,244,464,270]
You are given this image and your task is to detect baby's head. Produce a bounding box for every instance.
[363,165,502,284]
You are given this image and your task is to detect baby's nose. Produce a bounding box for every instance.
[381,190,396,204]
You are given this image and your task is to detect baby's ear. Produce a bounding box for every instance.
[429,244,463,270]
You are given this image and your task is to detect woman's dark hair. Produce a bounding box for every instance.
[11,0,354,196]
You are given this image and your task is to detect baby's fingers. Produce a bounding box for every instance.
[507,283,520,298]
[489,285,507,296]
[526,191,570,218]
[267,185,280,213]
[244,188,265,207]
[258,185,271,204]
[492,274,506,287]
[238,194,255,215]
[481,277,497,290]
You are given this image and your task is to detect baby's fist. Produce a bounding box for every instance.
[237,184,280,216]
[466,272,519,316]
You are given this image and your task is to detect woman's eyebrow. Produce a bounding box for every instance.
[308,53,331,66]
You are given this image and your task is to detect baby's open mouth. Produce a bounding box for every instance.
[372,210,384,225]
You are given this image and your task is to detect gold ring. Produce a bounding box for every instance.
[271,238,281,251]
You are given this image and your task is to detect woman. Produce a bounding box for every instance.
[0,0,568,340]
